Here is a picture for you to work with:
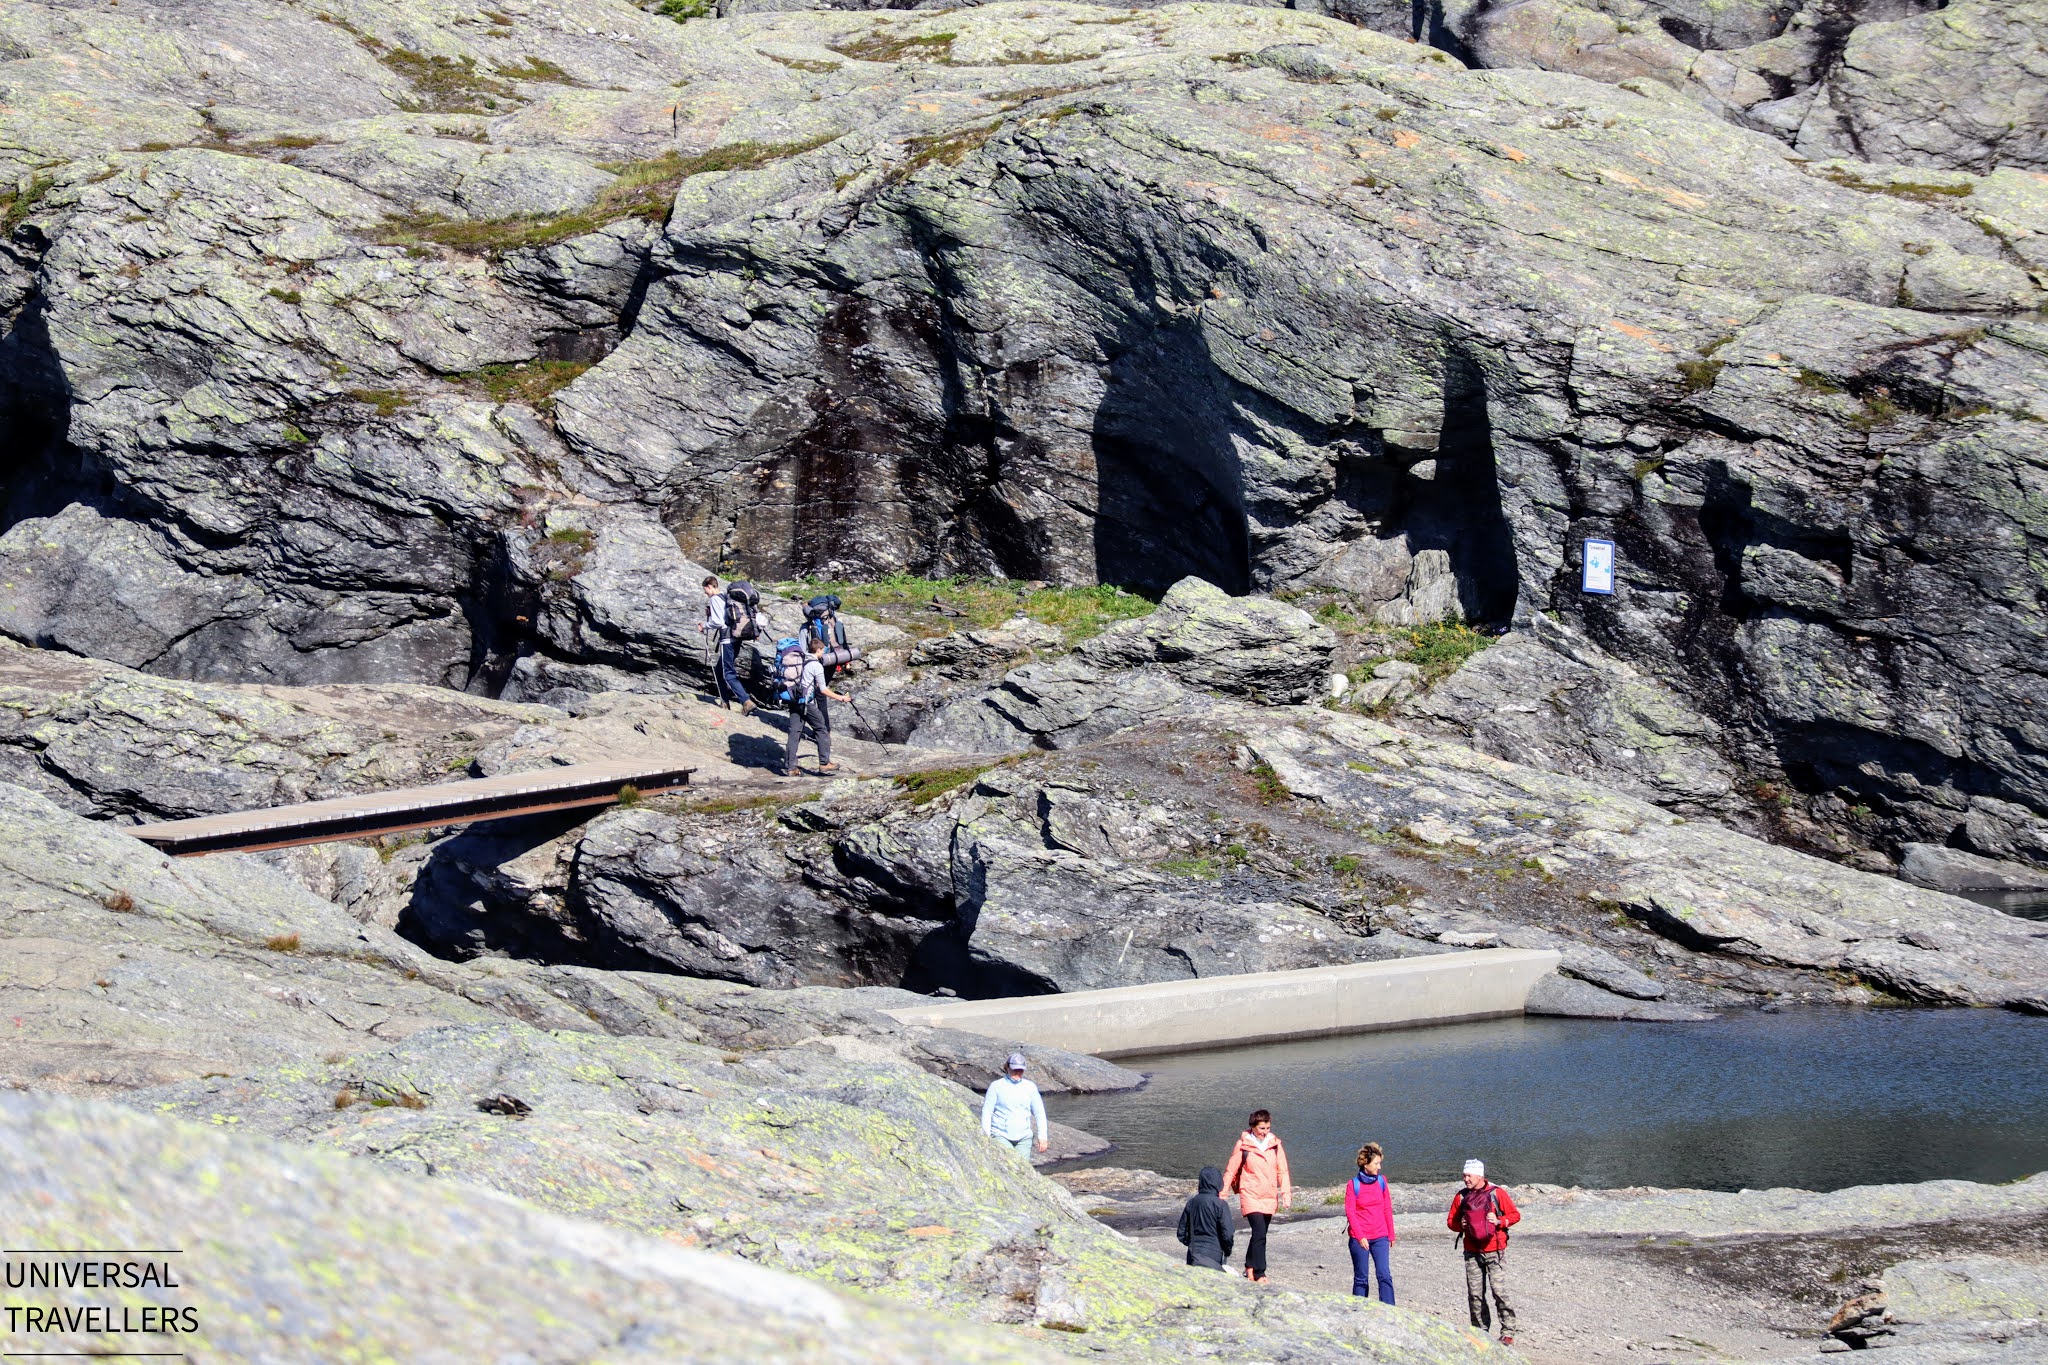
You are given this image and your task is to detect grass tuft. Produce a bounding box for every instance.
[1675,357,1723,394]
[375,138,835,256]
[1247,760,1289,804]
[897,120,1003,178]
[1337,620,1495,713]
[1,175,57,235]
[457,358,590,411]
[779,574,1155,644]
[894,764,998,804]
[377,49,522,114]
[264,932,302,952]
[491,56,581,85]
[348,388,412,416]
[1820,166,1974,204]
[832,31,957,63]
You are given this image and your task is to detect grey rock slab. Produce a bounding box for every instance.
[911,656,1215,753]
[0,638,552,819]
[909,615,1064,679]
[1901,843,2048,893]
[1258,707,2048,1009]
[569,804,939,987]
[1404,618,1740,817]
[1886,1256,2048,1327]
[1078,576,1338,705]
[1820,0,2048,171]
[132,1022,1503,1360]
[0,503,262,671]
[1523,972,1711,1020]
[0,1091,1067,1364]
[953,834,1378,992]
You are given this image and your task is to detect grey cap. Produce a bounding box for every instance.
[1006,1052,1027,1072]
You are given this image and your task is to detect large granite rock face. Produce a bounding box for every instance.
[2,0,2045,874]
[1387,0,2046,175]
[1403,616,1742,819]
[0,1093,1070,1365]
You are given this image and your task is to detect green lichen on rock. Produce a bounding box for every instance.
[0,1091,1069,1363]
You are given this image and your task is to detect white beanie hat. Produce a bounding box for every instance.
[1463,1159,1485,1177]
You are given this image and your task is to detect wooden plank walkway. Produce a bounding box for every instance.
[130,761,696,857]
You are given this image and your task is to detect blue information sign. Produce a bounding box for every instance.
[1582,538,1616,595]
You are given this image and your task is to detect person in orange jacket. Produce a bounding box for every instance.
[1447,1158,1521,1345]
[1220,1108,1291,1283]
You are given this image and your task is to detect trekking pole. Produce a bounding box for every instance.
[705,637,728,708]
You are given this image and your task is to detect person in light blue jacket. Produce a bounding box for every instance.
[979,1052,1048,1157]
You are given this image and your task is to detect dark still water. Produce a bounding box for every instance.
[1046,1009,2048,1192]
[1960,888,2048,921]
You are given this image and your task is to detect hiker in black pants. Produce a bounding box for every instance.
[780,636,851,777]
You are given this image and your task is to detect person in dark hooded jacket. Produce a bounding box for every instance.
[1177,1166,1236,1271]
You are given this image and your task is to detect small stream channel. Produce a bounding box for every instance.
[1045,1008,2048,1192]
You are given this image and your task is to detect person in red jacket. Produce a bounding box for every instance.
[1221,1109,1291,1283]
[1344,1141,1396,1304]
[1447,1158,1521,1344]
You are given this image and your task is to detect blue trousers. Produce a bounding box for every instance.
[1349,1235,1394,1304]
[716,639,750,705]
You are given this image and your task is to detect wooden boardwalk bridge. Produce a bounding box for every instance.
[130,761,696,856]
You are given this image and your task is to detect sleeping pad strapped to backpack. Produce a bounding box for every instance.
[803,595,848,648]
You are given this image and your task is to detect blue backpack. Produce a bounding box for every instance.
[772,637,808,705]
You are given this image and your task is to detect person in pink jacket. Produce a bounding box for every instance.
[1344,1141,1397,1304]
[1221,1108,1291,1282]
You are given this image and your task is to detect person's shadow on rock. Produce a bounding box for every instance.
[727,732,786,771]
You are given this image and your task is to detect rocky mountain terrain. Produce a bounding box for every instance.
[2,0,2047,1357]
[0,773,1515,1360]
[2,0,2044,872]
[7,577,2043,1015]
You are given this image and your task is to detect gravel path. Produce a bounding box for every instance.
[1123,1213,1815,1365]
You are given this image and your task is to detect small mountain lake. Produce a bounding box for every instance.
[1960,888,2048,920]
[1045,1008,2048,1192]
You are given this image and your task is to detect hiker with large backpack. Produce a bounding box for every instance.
[1344,1141,1396,1304]
[776,635,850,778]
[1220,1108,1291,1284]
[1447,1158,1521,1345]
[699,575,760,716]
[799,593,860,678]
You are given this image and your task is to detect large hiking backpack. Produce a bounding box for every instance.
[1456,1186,1503,1245]
[772,637,809,706]
[724,581,763,643]
[803,594,849,654]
